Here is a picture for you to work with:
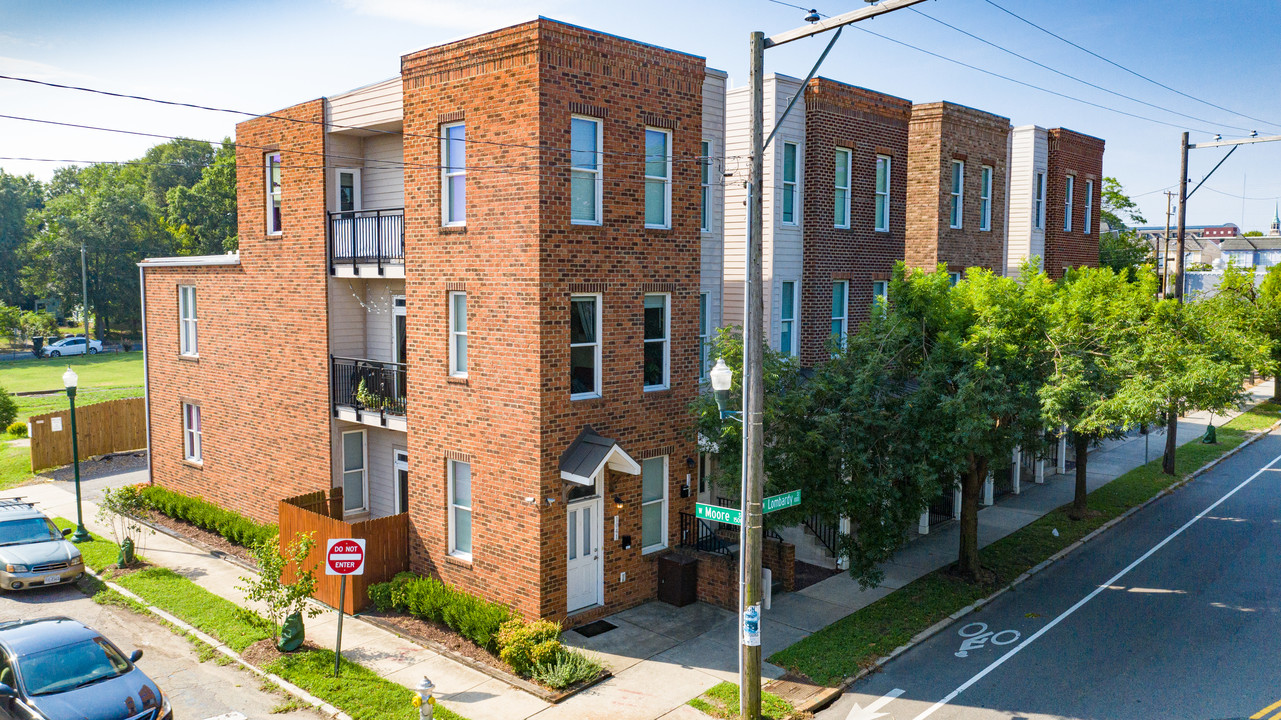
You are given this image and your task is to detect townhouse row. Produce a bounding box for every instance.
[138,18,1104,623]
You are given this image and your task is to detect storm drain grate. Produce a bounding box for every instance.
[572,620,617,638]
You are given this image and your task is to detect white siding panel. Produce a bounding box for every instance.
[328,77,403,131]
[364,281,403,362]
[1005,125,1047,276]
[362,135,405,210]
[702,69,727,333]
[328,277,367,358]
[765,75,805,352]
[328,135,362,212]
[724,85,751,330]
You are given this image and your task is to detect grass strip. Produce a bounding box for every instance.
[53,519,470,720]
[0,443,32,492]
[688,681,795,719]
[769,402,1281,686]
[0,353,142,394]
[14,387,143,424]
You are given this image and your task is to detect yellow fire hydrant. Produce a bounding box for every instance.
[413,676,436,719]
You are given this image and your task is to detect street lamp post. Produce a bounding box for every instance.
[63,367,91,543]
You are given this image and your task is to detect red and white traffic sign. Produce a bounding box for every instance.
[326,538,366,576]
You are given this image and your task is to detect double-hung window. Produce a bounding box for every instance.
[571,117,602,224]
[782,142,798,225]
[643,294,669,391]
[178,285,197,357]
[830,281,848,349]
[266,153,282,235]
[833,148,851,229]
[448,459,472,560]
[342,430,367,514]
[442,122,466,226]
[449,292,467,377]
[1064,175,1075,232]
[1084,179,1094,234]
[980,166,993,232]
[570,295,601,399]
[644,128,671,229]
[1034,172,1046,230]
[182,403,201,463]
[875,154,891,232]
[949,160,964,229]
[780,281,797,357]
[872,280,888,308]
[641,456,667,553]
[700,139,712,232]
[698,293,710,380]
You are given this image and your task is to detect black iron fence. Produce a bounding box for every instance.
[992,463,1015,499]
[928,487,955,527]
[329,208,405,274]
[803,513,840,558]
[678,512,733,555]
[331,356,407,422]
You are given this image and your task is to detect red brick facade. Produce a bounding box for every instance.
[799,78,911,366]
[1044,128,1104,279]
[905,102,1010,276]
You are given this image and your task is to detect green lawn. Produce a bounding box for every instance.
[0,443,33,492]
[0,353,143,394]
[14,387,144,424]
[688,682,795,719]
[768,402,1281,686]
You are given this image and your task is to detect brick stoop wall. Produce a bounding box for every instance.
[1044,128,1105,279]
[673,539,797,612]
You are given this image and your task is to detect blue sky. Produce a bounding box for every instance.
[2,0,1278,230]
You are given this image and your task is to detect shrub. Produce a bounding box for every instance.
[0,388,16,429]
[497,618,563,676]
[237,532,322,645]
[137,485,276,548]
[529,649,603,690]
[5,421,26,438]
[367,573,512,652]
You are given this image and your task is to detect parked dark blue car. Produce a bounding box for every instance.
[0,618,170,720]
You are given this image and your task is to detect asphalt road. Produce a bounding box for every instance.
[818,433,1281,720]
[0,581,324,720]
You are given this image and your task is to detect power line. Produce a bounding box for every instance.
[980,0,1281,132]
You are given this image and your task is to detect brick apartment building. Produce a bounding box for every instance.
[140,18,727,622]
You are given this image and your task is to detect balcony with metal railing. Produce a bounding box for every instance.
[329,209,405,278]
[331,355,407,431]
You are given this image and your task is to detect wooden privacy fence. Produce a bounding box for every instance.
[278,489,409,612]
[29,397,146,472]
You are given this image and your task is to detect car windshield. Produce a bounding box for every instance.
[18,637,130,696]
[0,518,61,547]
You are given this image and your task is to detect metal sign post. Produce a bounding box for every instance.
[326,538,366,678]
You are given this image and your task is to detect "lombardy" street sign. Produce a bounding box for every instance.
[695,490,802,526]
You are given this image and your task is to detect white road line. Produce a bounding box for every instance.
[845,688,905,720]
[201,713,246,720]
[912,451,1281,720]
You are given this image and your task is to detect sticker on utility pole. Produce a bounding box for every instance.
[742,604,761,646]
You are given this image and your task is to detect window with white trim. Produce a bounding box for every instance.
[872,280,888,308]
[833,147,851,229]
[449,292,467,377]
[644,128,671,228]
[641,456,667,553]
[780,281,797,357]
[266,152,282,235]
[178,285,197,356]
[571,117,602,224]
[1064,175,1075,232]
[341,430,367,514]
[441,122,466,226]
[782,142,798,225]
[570,295,601,399]
[643,294,669,390]
[182,403,201,463]
[448,459,472,560]
[831,281,848,349]
[1084,179,1094,234]
[698,293,710,380]
[949,160,964,229]
[1034,172,1046,230]
[700,139,712,232]
[980,166,993,232]
[875,154,891,233]
[948,271,961,287]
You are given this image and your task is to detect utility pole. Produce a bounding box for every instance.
[1162,132,1190,475]
[740,2,927,717]
[80,242,90,344]
[1161,191,1174,296]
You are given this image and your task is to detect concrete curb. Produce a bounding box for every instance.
[795,416,1281,715]
[82,568,354,720]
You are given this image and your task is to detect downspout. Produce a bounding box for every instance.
[138,264,152,485]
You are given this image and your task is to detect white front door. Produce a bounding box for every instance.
[566,498,602,613]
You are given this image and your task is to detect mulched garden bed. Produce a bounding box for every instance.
[361,608,510,676]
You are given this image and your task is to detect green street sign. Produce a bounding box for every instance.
[763,489,802,514]
[696,503,742,526]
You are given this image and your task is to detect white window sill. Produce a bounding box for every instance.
[644,384,670,393]
[875,227,890,234]
[641,544,668,556]
[571,392,602,401]
[442,222,466,229]
[449,372,468,380]
[645,224,671,231]
[834,225,850,231]
[572,219,602,227]
[181,458,202,468]
[448,551,473,564]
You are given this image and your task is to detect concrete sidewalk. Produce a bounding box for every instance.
[5,379,1272,720]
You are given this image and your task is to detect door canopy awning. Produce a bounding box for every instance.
[559,425,641,486]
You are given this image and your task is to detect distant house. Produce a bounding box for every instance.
[1219,236,1281,269]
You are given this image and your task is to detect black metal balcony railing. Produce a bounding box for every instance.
[329,208,405,274]
[678,512,736,556]
[331,356,407,424]
[803,512,840,558]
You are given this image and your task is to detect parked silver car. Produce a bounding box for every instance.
[39,338,101,358]
[0,501,83,592]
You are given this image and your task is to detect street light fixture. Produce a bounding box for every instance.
[62,367,91,544]
[709,358,739,420]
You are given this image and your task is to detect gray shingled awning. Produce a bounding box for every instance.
[559,425,641,486]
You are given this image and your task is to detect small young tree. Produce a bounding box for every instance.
[238,532,321,651]
[95,486,154,566]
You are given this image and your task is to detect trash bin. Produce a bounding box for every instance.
[657,554,698,607]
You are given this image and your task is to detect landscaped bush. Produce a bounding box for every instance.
[137,485,277,548]
[0,388,16,429]
[530,649,602,689]
[5,421,25,438]
[496,618,562,676]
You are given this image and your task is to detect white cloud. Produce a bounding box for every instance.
[0,55,94,83]
[333,0,573,34]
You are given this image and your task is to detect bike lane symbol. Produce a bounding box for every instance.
[954,622,1020,658]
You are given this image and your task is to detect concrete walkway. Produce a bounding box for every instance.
[4,380,1272,720]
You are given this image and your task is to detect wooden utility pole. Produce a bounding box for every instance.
[1162,132,1190,475]
[1161,191,1175,296]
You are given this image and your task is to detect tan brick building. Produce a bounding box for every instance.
[140,19,727,623]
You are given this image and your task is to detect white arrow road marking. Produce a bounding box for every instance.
[911,450,1281,720]
[845,688,905,720]
[201,713,246,720]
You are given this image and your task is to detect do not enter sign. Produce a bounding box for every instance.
[326,538,366,576]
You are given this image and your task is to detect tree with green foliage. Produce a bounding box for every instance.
[134,138,215,211]
[1244,230,1264,237]
[0,171,44,307]
[1097,177,1152,275]
[238,532,321,650]
[167,140,238,254]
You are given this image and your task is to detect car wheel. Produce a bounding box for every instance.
[88,348,98,355]
[50,350,60,357]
